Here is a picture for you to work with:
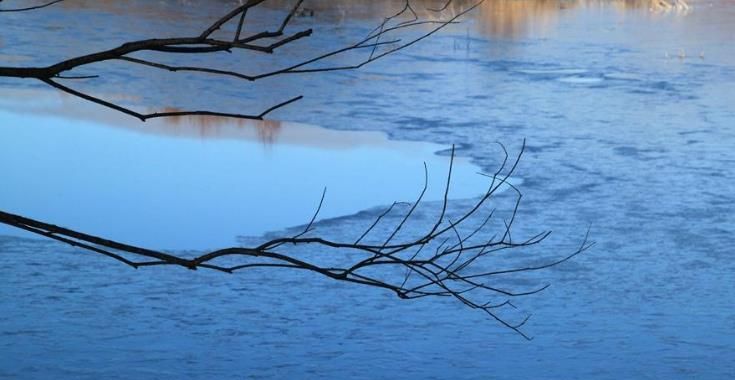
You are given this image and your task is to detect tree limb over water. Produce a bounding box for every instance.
[0,143,593,339]
[0,0,483,121]
[0,1,593,337]
[0,0,63,12]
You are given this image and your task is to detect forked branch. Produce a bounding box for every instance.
[0,142,593,338]
[0,0,484,121]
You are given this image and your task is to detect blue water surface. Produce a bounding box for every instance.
[1,0,734,379]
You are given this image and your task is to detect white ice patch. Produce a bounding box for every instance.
[603,72,643,81]
[517,68,589,75]
[557,76,604,84]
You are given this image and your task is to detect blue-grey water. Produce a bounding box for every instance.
[0,97,497,249]
[1,0,734,379]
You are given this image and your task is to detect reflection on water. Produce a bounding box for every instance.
[0,88,424,150]
[3,0,695,41]
[444,0,692,39]
[285,0,695,42]
[261,0,694,40]
[0,89,499,250]
[157,108,284,145]
[1,1,734,379]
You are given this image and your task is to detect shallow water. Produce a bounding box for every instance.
[1,0,734,379]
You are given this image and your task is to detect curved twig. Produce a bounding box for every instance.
[0,0,63,12]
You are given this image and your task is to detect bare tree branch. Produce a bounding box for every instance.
[0,0,484,120]
[0,143,593,338]
[0,0,63,12]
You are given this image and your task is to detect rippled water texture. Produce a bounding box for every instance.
[1,0,734,379]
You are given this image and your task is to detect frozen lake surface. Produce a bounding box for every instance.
[1,0,734,379]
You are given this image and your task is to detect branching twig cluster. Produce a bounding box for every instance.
[0,0,483,121]
[0,143,593,338]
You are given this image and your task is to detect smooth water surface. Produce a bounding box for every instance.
[1,1,734,379]
[0,90,494,249]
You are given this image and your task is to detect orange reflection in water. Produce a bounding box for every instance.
[156,108,283,145]
[433,0,693,39]
[0,88,392,151]
[45,0,691,31]
[8,0,696,64]
[271,0,692,38]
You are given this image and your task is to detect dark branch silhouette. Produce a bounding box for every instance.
[0,0,484,121]
[0,143,593,338]
[0,0,63,12]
